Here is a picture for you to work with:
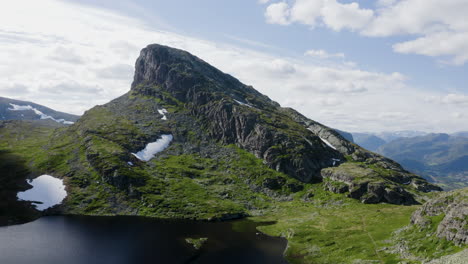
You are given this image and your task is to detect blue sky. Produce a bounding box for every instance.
[1,0,467,132]
[77,0,468,92]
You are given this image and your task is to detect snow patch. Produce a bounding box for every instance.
[319,137,337,150]
[158,108,168,120]
[331,158,340,166]
[8,103,74,125]
[17,175,67,211]
[234,99,253,108]
[127,161,134,166]
[132,134,173,161]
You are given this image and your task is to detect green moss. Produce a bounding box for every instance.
[251,193,418,264]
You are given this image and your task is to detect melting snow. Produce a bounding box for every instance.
[158,108,168,120]
[234,99,252,108]
[319,137,337,150]
[127,161,134,166]
[332,158,340,166]
[17,175,67,211]
[8,103,74,125]
[132,134,173,161]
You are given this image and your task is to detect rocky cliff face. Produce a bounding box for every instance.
[411,188,467,245]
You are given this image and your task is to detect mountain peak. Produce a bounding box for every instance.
[131,44,268,106]
[132,44,202,89]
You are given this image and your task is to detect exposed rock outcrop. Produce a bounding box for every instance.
[411,188,468,245]
[321,163,418,205]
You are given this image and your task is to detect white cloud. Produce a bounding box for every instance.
[426,93,468,105]
[263,0,468,65]
[39,81,104,95]
[264,0,374,31]
[96,64,134,80]
[48,46,85,64]
[305,49,345,59]
[289,0,324,27]
[265,2,291,25]
[321,1,373,31]
[0,0,466,132]
[224,35,276,50]
[393,32,468,65]
[376,0,397,7]
[452,112,464,119]
[1,83,30,96]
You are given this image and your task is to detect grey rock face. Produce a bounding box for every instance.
[321,163,417,205]
[427,249,468,264]
[411,188,468,245]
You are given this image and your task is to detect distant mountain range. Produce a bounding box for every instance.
[347,131,468,190]
[0,97,79,125]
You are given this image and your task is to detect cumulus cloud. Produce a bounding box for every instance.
[452,112,464,119]
[96,64,134,80]
[305,49,345,59]
[263,0,468,65]
[265,2,291,25]
[40,81,103,95]
[393,32,468,65]
[48,46,85,64]
[264,0,373,31]
[0,0,466,132]
[0,83,30,96]
[426,93,468,105]
[321,1,373,31]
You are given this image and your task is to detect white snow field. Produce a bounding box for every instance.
[17,175,67,211]
[8,103,74,125]
[131,134,173,161]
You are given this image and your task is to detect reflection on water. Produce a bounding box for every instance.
[0,216,287,264]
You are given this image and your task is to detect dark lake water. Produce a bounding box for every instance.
[0,216,288,264]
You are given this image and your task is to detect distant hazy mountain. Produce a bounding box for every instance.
[377,133,468,190]
[374,131,428,142]
[334,129,354,143]
[352,133,387,152]
[351,130,429,152]
[0,97,79,124]
[453,131,468,138]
